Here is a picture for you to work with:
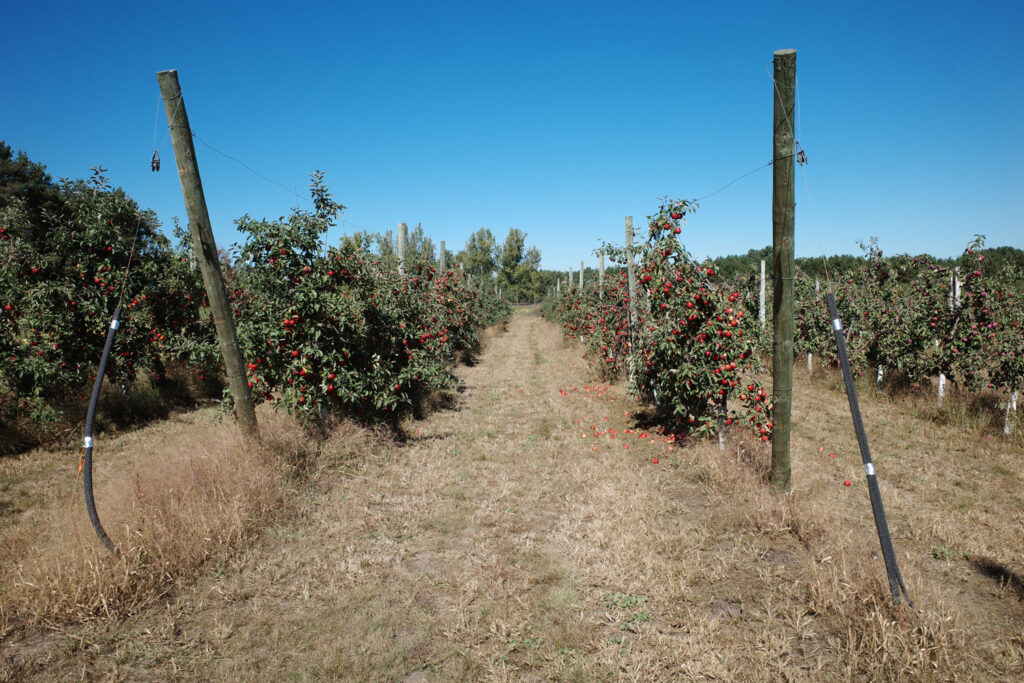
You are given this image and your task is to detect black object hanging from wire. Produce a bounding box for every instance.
[795,144,808,166]
[151,151,160,172]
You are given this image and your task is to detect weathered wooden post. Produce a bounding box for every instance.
[439,240,446,270]
[156,69,258,439]
[599,249,605,299]
[625,216,638,381]
[397,222,408,275]
[625,217,638,319]
[808,278,819,375]
[771,49,796,491]
[579,261,584,289]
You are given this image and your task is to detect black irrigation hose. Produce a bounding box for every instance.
[825,293,912,607]
[82,307,122,557]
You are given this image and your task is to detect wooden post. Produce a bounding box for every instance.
[625,217,638,382]
[625,217,637,322]
[599,249,605,299]
[568,266,573,290]
[770,49,796,491]
[397,222,407,275]
[156,69,258,439]
[439,240,446,270]
[759,260,766,329]
[579,260,584,289]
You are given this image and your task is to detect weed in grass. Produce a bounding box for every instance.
[602,592,648,610]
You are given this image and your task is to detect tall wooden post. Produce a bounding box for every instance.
[439,240,446,270]
[770,49,796,491]
[568,267,573,290]
[156,69,258,439]
[625,217,638,381]
[625,217,637,323]
[397,222,408,275]
[579,260,584,289]
[599,249,605,299]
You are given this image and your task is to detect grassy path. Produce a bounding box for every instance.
[4,307,1022,681]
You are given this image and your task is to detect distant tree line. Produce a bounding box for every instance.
[710,244,1024,284]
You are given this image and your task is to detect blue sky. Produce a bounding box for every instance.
[4,0,1021,271]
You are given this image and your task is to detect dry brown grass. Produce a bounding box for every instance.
[1,363,225,457]
[2,311,1022,681]
[0,408,331,639]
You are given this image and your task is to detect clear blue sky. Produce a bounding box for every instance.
[4,0,1022,271]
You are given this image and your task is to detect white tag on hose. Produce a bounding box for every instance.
[864,462,875,476]
[83,436,93,449]
[832,318,842,331]
[110,319,120,330]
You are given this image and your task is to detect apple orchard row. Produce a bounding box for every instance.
[0,173,510,426]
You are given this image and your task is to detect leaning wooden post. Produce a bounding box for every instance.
[156,69,258,439]
[439,240,446,270]
[397,222,408,275]
[770,49,796,491]
[599,249,605,299]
